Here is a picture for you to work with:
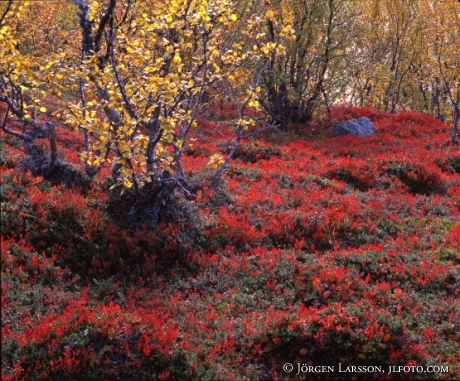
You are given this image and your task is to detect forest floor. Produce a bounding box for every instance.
[1,106,460,380]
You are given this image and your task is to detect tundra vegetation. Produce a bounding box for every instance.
[1,1,459,380]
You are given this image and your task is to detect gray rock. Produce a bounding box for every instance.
[332,117,376,136]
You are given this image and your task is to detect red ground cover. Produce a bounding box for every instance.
[1,106,459,380]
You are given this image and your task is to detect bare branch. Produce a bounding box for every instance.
[95,0,117,55]
[0,0,13,27]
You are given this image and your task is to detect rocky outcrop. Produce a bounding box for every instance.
[332,117,376,136]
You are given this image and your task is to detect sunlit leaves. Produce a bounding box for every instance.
[208,153,225,169]
[56,0,275,188]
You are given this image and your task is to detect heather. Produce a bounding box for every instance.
[1,106,459,380]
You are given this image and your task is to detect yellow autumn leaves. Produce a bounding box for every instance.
[1,0,276,189]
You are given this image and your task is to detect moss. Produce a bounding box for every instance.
[226,166,263,181]
[219,142,283,163]
[386,161,447,195]
[436,155,460,174]
[436,248,460,264]
[406,218,459,234]
[326,167,372,192]
[18,155,92,190]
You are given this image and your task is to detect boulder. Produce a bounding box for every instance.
[332,117,376,136]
